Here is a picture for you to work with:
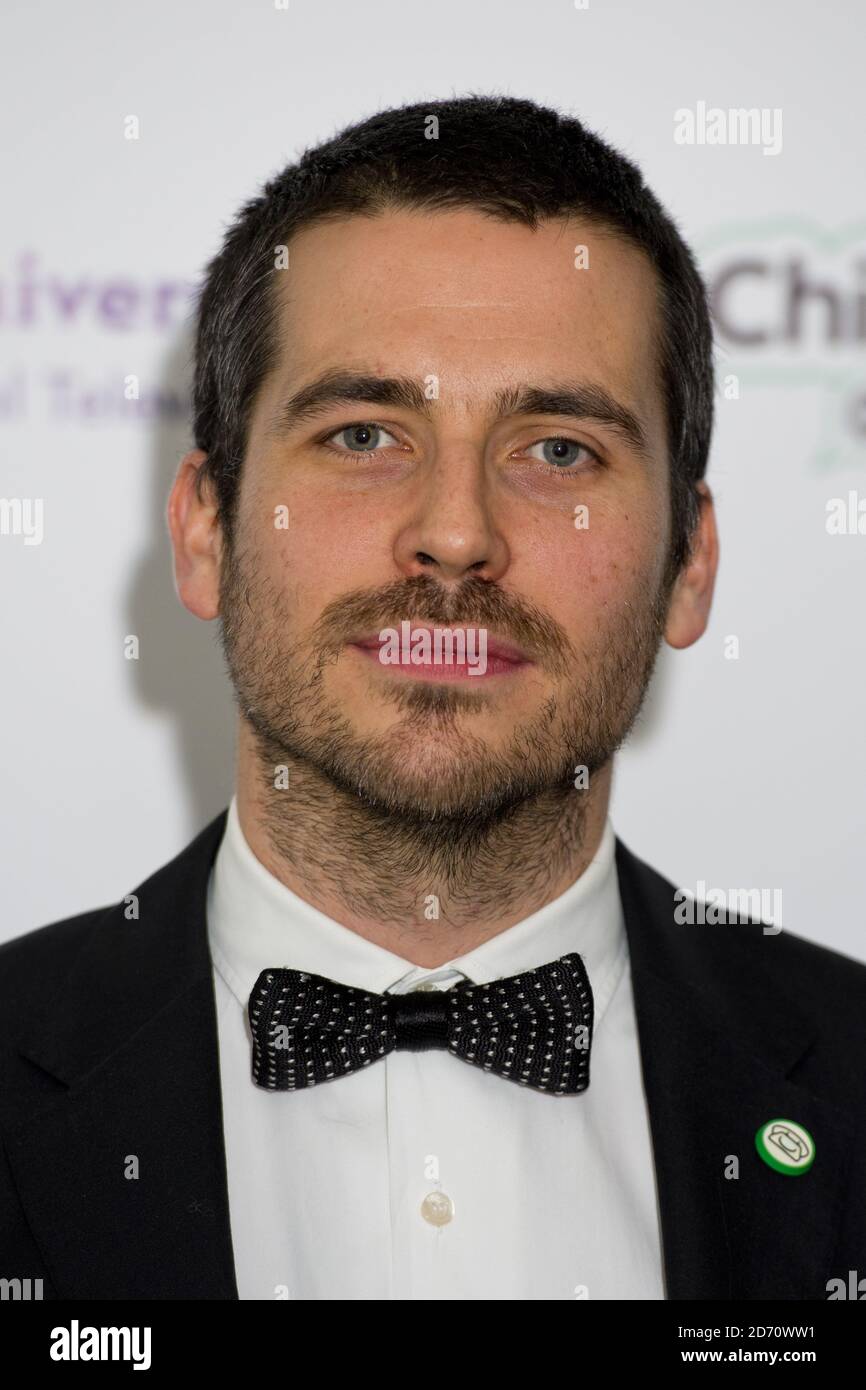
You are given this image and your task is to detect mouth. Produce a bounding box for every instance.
[349,622,532,681]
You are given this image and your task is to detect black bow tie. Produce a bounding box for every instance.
[248,954,594,1095]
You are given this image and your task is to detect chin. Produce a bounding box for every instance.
[352,776,510,826]
[342,736,524,824]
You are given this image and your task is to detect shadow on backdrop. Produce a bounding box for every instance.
[126,325,235,833]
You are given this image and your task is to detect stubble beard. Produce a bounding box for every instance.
[216,536,675,901]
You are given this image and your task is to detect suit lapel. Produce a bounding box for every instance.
[7,810,236,1299]
[615,837,853,1299]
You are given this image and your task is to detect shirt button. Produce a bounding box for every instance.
[421,1191,454,1226]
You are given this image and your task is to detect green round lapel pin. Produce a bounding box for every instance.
[755,1118,815,1175]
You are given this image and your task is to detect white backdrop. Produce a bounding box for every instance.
[2,0,864,960]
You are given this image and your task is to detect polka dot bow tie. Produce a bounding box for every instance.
[248,953,594,1095]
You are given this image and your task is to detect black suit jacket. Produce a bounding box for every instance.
[2,808,865,1300]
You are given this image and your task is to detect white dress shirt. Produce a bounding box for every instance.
[207,796,666,1300]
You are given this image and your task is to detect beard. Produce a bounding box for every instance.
[216,537,675,861]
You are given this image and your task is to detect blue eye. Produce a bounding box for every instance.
[325,423,401,453]
[525,438,593,469]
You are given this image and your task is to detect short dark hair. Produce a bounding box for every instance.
[192,93,714,578]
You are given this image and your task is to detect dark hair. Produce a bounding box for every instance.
[192,93,714,578]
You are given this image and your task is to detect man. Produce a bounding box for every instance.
[2,94,864,1302]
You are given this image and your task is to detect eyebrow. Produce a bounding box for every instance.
[267,369,654,461]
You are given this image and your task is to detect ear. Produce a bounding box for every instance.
[166,449,223,621]
[664,481,719,649]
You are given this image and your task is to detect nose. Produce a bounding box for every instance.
[393,453,510,585]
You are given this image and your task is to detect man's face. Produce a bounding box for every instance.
[218,208,675,825]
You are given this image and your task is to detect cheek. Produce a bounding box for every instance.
[258,485,391,615]
[523,502,664,640]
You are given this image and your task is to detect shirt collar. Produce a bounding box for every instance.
[207,795,627,1024]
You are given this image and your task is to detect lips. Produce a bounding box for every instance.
[352,626,530,665]
[348,622,532,680]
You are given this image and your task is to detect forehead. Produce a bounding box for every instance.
[260,207,665,437]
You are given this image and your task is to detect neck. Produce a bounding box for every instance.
[234,724,612,968]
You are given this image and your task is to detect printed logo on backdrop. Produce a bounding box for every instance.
[0,251,197,425]
[700,219,866,475]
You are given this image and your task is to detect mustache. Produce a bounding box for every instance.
[311,574,574,677]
